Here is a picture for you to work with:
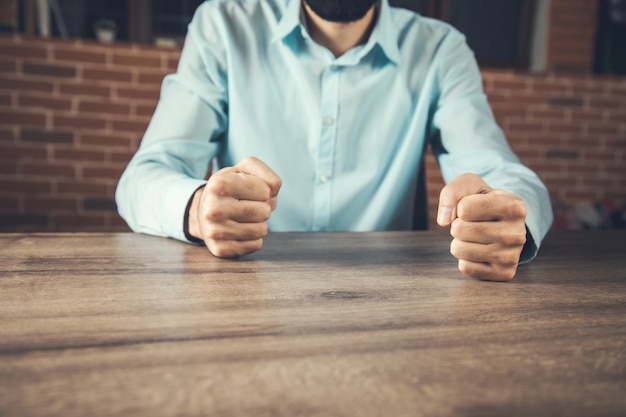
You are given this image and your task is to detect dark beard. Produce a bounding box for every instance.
[304,0,378,23]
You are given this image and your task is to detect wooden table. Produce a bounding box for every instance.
[1,231,625,417]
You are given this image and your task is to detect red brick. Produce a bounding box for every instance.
[53,147,106,162]
[568,109,607,122]
[0,59,17,73]
[53,48,107,64]
[137,71,167,85]
[528,79,573,95]
[0,43,47,59]
[109,150,132,164]
[0,143,47,159]
[506,121,545,134]
[505,93,545,106]
[53,214,106,229]
[586,149,622,161]
[548,96,585,107]
[23,62,76,78]
[82,197,116,211]
[21,129,74,144]
[0,158,18,174]
[514,148,544,160]
[112,53,161,68]
[0,127,17,142]
[53,115,107,130]
[25,197,78,211]
[566,137,600,148]
[110,119,149,133]
[78,100,131,116]
[527,108,568,120]
[83,68,132,83]
[116,86,160,101]
[82,166,125,179]
[18,95,73,111]
[603,164,626,177]
[545,149,580,159]
[0,214,49,231]
[57,180,108,194]
[21,162,76,178]
[588,97,625,109]
[0,179,51,193]
[58,83,111,98]
[80,133,134,148]
[491,78,530,92]
[547,122,583,135]
[587,123,620,136]
[0,109,46,127]
[167,57,180,71]
[0,92,11,106]
[136,103,156,117]
[0,196,19,210]
[0,77,54,93]
[492,107,527,122]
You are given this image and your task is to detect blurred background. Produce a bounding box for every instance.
[0,0,625,232]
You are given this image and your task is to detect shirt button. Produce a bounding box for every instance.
[320,175,330,183]
[324,116,334,126]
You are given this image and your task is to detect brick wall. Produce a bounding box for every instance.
[1,21,625,232]
[0,34,179,231]
[0,0,16,29]
[547,0,599,73]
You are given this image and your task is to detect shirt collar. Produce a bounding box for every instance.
[272,0,400,65]
[272,0,304,44]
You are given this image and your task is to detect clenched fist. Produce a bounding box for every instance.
[188,157,282,258]
[437,173,528,281]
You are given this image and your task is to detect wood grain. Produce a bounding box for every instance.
[0,231,625,417]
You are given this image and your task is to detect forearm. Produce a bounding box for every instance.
[116,155,207,242]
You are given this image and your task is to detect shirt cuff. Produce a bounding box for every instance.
[519,226,538,264]
[161,177,207,243]
[183,184,206,245]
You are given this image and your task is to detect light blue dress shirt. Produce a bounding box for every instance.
[116,0,553,260]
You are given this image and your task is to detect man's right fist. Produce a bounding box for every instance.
[188,157,282,258]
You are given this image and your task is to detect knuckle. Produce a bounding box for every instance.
[456,199,469,219]
[449,239,462,259]
[206,175,229,196]
[260,204,272,220]
[494,265,517,281]
[270,176,283,191]
[234,239,263,257]
[247,223,268,240]
[457,260,475,276]
[250,238,264,252]
[449,219,459,237]
[507,198,527,219]
[204,204,225,221]
[207,242,234,259]
[493,249,520,266]
[242,204,271,221]
[203,224,226,240]
[258,222,269,237]
[502,229,527,247]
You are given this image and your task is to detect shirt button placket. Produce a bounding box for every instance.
[312,65,340,231]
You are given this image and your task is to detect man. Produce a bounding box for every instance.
[116,0,553,281]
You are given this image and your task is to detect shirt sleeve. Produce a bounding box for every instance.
[115,4,228,243]
[430,31,553,262]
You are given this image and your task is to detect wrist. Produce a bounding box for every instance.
[184,186,205,244]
